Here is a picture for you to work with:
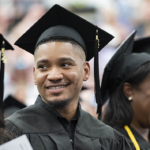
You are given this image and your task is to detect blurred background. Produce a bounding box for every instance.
[0,0,150,118]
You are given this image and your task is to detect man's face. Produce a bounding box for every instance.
[33,41,90,107]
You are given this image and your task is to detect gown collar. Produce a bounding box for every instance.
[34,95,81,120]
[129,126,150,148]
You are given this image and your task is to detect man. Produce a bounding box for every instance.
[5,5,134,150]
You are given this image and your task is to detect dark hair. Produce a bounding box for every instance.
[34,36,84,55]
[102,61,150,128]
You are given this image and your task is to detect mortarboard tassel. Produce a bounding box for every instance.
[94,28,103,115]
[0,41,6,127]
[1,41,7,64]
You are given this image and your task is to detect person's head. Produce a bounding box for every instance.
[103,61,150,128]
[14,4,114,111]
[33,36,90,109]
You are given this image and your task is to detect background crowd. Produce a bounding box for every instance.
[0,0,150,118]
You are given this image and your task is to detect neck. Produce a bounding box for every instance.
[56,99,78,122]
[130,120,150,142]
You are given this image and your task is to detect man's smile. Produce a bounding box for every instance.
[45,83,70,93]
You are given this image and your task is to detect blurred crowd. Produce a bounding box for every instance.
[0,0,150,118]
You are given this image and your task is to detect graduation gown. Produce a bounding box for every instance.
[114,126,150,150]
[5,96,134,150]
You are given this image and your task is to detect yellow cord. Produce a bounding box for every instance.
[1,41,7,63]
[96,29,100,48]
[124,125,140,150]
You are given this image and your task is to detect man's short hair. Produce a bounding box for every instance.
[35,36,84,55]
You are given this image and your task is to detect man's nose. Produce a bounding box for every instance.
[47,67,63,81]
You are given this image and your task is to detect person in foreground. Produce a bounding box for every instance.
[0,34,14,144]
[5,5,134,150]
[100,32,150,150]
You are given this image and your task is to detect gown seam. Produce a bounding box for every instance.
[5,120,22,133]
[5,120,22,137]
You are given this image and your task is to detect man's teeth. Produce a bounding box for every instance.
[48,86,66,89]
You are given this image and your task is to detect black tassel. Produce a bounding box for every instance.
[0,41,5,119]
[0,55,4,110]
[94,28,103,115]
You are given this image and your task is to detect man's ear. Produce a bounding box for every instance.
[83,61,90,81]
[33,67,36,85]
[123,82,133,98]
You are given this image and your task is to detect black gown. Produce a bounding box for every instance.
[5,96,134,150]
[114,126,150,150]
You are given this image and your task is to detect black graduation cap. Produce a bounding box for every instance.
[100,31,150,117]
[3,95,26,118]
[132,36,150,53]
[14,4,114,113]
[0,34,14,127]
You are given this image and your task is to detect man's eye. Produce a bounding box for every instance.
[62,63,70,67]
[38,65,47,69]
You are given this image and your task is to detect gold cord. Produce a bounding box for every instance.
[96,29,100,48]
[1,41,7,63]
[124,125,140,150]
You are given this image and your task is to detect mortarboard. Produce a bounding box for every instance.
[0,34,14,126]
[100,31,150,117]
[14,4,114,113]
[132,36,150,53]
[3,95,26,118]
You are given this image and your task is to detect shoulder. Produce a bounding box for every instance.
[76,110,135,149]
[5,104,40,124]
[5,104,57,134]
[114,126,129,137]
[78,110,127,140]
[5,105,38,135]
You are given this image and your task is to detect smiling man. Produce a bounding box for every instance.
[5,5,134,150]
[34,37,89,123]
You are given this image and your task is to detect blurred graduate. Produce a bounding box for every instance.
[100,32,150,150]
[0,34,14,144]
[3,95,26,118]
[5,5,134,150]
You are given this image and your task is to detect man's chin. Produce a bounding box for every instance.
[44,98,71,110]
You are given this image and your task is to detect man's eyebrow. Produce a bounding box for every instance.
[37,59,49,64]
[37,58,76,64]
[58,57,76,63]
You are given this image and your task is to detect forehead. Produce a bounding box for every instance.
[34,41,85,61]
[140,73,150,85]
[135,73,150,92]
